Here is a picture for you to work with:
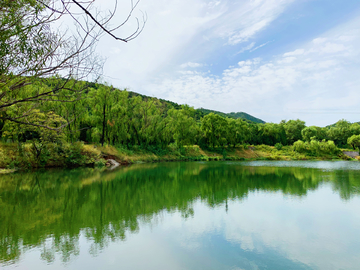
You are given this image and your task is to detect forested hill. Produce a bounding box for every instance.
[196,108,265,123]
[128,91,264,123]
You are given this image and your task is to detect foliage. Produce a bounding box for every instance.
[0,0,45,75]
[275,143,283,150]
[0,1,95,127]
[0,75,358,167]
[3,109,66,142]
[293,139,340,156]
[283,119,305,145]
[200,113,228,148]
[347,135,360,150]
[257,123,287,146]
[302,126,327,142]
[0,0,144,129]
[166,106,199,147]
[327,120,353,147]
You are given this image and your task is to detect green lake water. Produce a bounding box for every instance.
[1,161,360,270]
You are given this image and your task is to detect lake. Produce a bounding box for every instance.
[1,161,360,270]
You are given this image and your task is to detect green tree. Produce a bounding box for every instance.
[0,0,144,128]
[327,120,352,147]
[301,126,327,142]
[89,86,115,146]
[2,108,67,164]
[200,113,228,148]
[283,119,305,145]
[225,118,249,147]
[347,135,360,150]
[350,123,360,136]
[258,123,287,146]
[136,99,168,147]
[246,123,260,145]
[167,106,199,147]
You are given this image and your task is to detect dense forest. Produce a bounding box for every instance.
[1,78,360,163]
[1,78,360,168]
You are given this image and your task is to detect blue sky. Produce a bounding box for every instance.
[95,0,360,126]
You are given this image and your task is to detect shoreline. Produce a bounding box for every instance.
[0,143,356,173]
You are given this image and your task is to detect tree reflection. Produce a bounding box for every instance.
[0,162,359,264]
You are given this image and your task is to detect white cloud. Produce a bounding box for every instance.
[97,0,296,92]
[145,16,360,126]
[235,42,256,55]
[277,57,296,64]
[97,0,220,88]
[337,35,356,42]
[283,49,305,57]
[312,37,327,44]
[210,0,296,45]
[91,0,360,127]
[149,187,360,270]
[321,42,347,54]
[227,19,269,45]
[180,62,204,68]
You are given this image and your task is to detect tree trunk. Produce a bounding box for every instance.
[101,102,106,146]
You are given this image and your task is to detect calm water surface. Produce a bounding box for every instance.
[1,161,360,270]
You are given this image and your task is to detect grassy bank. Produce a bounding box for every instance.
[0,142,355,171]
[85,143,355,164]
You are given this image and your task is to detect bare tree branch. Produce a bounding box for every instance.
[0,0,145,133]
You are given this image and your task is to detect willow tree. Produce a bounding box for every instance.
[348,135,360,150]
[200,113,228,148]
[166,106,199,147]
[0,0,145,130]
[88,85,130,146]
[327,120,352,147]
[225,118,249,148]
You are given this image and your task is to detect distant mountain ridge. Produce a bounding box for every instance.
[197,108,265,124]
[128,91,265,124]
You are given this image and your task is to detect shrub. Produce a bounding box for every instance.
[293,139,340,156]
[63,142,85,167]
[320,140,339,155]
[0,147,12,167]
[82,144,102,159]
[94,158,106,167]
[293,140,307,153]
[275,143,283,150]
[348,135,360,150]
[255,144,273,152]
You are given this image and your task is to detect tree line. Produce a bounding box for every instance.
[2,80,360,153]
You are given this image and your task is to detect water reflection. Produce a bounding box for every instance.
[1,161,360,269]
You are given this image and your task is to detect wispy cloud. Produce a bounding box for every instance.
[98,0,296,90]
[210,0,296,45]
[234,42,256,55]
[283,49,305,57]
[234,40,273,56]
[180,62,204,68]
[249,41,273,52]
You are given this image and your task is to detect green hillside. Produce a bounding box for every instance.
[228,112,265,124]
[127,91,264,123]
[197,108,265,123]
